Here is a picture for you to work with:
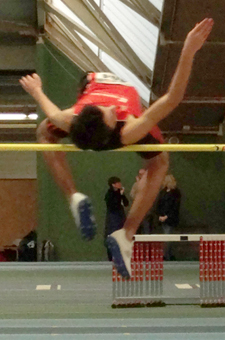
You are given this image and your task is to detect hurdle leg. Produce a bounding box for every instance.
[159,242,164,296]
[129,245,135,299]
[151,242,156,297]
[145,242,150,300]
[213,240,218,304]
[155,243,159,297]
[201,238,209,306]
[222,241,225,304]
[208,240,213,305]
[217,241,222,305]
[199,237,204,305]
[135,242,140,297]
[139,242,144,299]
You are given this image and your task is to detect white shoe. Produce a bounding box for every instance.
[70,192,96,241]
[106,228,133,279]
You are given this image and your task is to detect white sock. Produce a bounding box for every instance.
[70,192,87,207]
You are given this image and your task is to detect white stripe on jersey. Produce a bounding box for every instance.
[89,92,128,102]
[94,73,132,86]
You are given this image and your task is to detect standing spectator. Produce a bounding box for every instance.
[156,174,181,260]
[104,177,129,260]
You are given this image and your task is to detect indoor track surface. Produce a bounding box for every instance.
[0,262,224,339]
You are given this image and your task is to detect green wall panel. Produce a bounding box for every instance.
[168,134,225,235]
[168,151,225,234]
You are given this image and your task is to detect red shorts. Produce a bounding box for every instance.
[136,126,164,160]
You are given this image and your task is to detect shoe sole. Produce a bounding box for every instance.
[78,198,96,241]
[106,235,130,280]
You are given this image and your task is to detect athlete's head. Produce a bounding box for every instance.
[70,104,117,150]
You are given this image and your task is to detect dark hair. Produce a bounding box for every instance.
[108,176,121,187]
[69,105,113,150]
[77,71,93,99]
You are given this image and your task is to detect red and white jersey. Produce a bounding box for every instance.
[73,72,164,143]
[73,73,142,120]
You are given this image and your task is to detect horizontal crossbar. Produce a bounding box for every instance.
[0,143,225,152]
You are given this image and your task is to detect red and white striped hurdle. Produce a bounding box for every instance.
[112,234,225,308]
[199,236,225,306]
[112,241,164,307]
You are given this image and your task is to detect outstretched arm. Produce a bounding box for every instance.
[19,74,74,132]
[121,18,214,145]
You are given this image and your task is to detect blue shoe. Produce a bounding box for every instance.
[106,229,133,279]
[70,193,97,241]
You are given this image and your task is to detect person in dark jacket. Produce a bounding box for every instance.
[156,174,181,260]
[104,177,129,260]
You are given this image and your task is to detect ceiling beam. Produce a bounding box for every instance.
[45,14,110,72]
[119,0,160,27]
[44,23,108,72]
[43,2,110,54]
[60,0,151,84]
[44,1,149,79]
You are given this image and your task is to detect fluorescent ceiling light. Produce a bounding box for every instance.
[28,113,38,120]
[0,113,38,121]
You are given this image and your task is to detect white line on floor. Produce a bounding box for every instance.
[36,285,51,290]
[175,284,193,289]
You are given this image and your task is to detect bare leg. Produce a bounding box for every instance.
[124,152,169,241]
[106,152,169,278]
[37,119,96,240]
[37,119,77,201]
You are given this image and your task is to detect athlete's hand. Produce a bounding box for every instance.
[183,18,214,55]
[19,73,43,98]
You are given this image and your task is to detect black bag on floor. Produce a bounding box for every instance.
[18,231,37,262]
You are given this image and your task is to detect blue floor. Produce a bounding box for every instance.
[0,319,224,339]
